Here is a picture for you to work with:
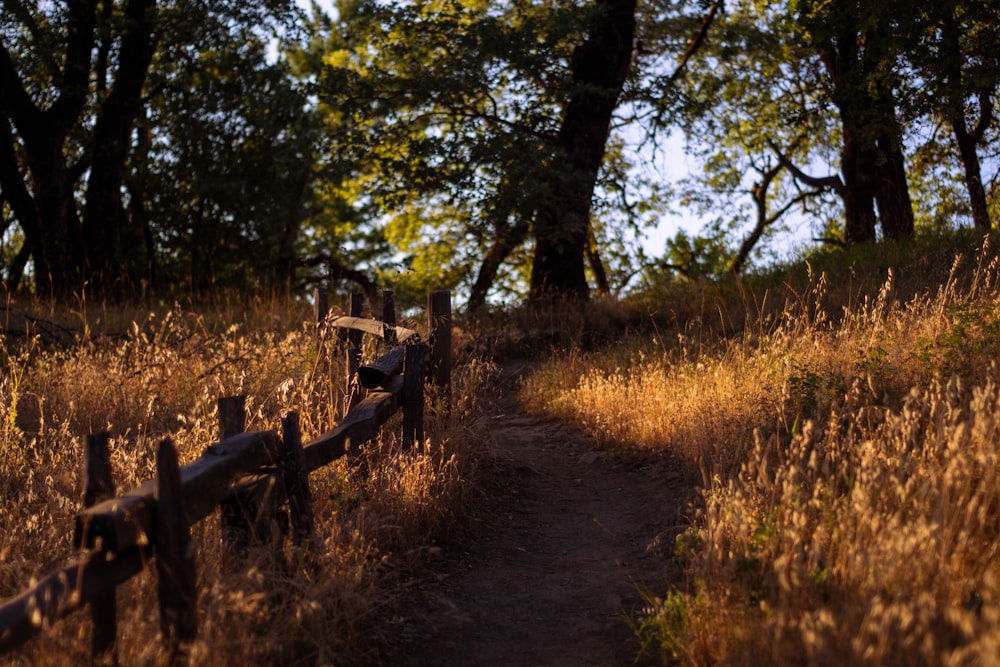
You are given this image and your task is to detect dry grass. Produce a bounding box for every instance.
[522,235,1000,665]
[0,298,493,665]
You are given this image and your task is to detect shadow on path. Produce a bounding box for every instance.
[384,364,693,666]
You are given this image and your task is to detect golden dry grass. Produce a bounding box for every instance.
[523,236,1000,665]
[0,298,493,665]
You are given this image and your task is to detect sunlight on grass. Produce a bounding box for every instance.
[523,234,1000,665]
[0,298,492,665]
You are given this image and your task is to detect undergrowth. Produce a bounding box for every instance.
[0,298,493,665]
[522,230,1000,665]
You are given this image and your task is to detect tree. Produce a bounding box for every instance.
[527,0,636,300]
[136,5,319,294]
[665,0,920,254]
[309,0,695,308]
[908,0,1000,232]
[0,0,312,297]
[791,0,915,242]
[650,0,840,274]
[0,0,157,296]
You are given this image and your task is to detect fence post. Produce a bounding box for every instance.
[154,439,197,665]
[402,343,425,450]
[218,396,246,441]
[428,290,452,415]
[84,433,118,666]
[280,412,314,546]
[345,293,363,414]
[218,396,249,559]
[313,286,329,326]
[382,289,397,347]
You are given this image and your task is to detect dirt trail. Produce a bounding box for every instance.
[385,364,693,666]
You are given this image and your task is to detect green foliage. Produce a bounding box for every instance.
[140,6,320,293]
[629,589,690,664]
[4,0,999,303]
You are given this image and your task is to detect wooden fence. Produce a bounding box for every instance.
[0,289,452,664]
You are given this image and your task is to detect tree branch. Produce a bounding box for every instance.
[970,90,993,143]
[1,0,62,79]
[662,0,723,91]
[768,140,844,195]
[45,0,97,139]
[0,44,41,136]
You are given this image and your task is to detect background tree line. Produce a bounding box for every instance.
[1,0,998,308]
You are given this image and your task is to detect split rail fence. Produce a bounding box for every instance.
[0,289,452,664]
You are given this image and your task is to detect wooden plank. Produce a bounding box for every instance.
[76,430,281,552]
[402,343,425,450]
[428,290,452,414]
[303,376,404,472]
[219,472,285,548]
[155,439,197,664]
[83,433,118,665]
[281,413,314,545]
[0,547,147,654]
[328,316,418,344]
[356,344,407,389]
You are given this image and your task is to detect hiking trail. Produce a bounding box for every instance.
[385,362,693,666]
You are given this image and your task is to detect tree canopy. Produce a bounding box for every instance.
[1,0,998,306]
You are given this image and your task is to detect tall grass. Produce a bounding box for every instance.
[0,299,492,665]
[523,232,1000,665]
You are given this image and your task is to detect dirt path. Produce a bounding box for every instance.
[384,364,693,666]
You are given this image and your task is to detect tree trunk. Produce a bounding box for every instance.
[872,93,914,240]
[936,9,992,232]
[1,0,161,298]
[811,0,912,245]
[953,119,991,231]
[468,217,528,312]
[528,0,635,301]
[0,117,45,275]
[839,129,877,244]
[25,141,87,295]
[83,0,157,293]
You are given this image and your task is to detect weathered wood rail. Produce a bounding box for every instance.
[0,289,452,663]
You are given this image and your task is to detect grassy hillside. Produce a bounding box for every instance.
[3,228,1000,665]
[0,296,493,665]
[520,228,1000,665]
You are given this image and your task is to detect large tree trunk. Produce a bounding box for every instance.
[26,141,87,295]
[528,0,635,301]
[0,0,157,298]
[872,91,914,240]
[839,129,877,244]
[0,117,46,281]
[811,0,912,245]
[0,0,95,296]
[83,0,157,293]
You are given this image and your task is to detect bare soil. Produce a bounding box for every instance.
[383,363,694,666]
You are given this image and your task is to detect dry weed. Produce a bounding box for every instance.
[0,300,492,665]
[525,241,1000,665]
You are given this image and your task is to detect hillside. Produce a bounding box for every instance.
[1,230,1000,665]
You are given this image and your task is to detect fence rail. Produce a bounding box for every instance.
[0,289,452,663]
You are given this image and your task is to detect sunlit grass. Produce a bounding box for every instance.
[0,297,492,665]
[523,232,1000,665]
